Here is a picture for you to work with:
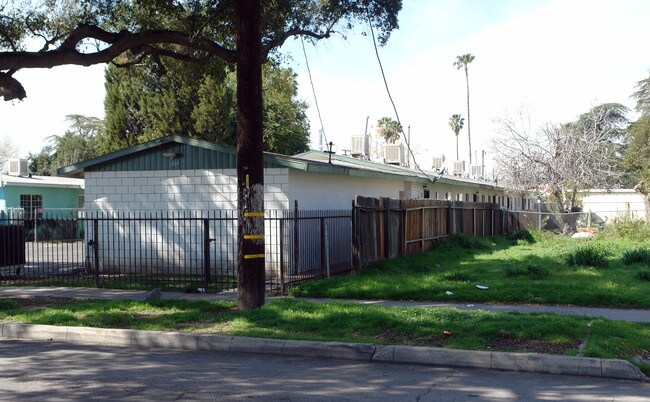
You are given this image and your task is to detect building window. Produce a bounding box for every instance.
[423,189,430,199]
[20,194,43,220]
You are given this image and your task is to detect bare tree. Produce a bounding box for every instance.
[0,136,19,169]
[492,105,626,233]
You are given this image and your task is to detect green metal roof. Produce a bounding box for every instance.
[57,136,499,191]
[58,136,291,177]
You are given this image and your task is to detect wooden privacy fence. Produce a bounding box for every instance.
[353,196,508,268]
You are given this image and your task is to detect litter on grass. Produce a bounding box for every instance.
[445,291,454,295]
[476,285,489,290]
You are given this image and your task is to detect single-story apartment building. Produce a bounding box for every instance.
[59,135,522,212]
[57,135,522,281]
[1,161,84,219]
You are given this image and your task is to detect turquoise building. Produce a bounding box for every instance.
[0,173,84,219]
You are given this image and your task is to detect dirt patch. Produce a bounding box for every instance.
[487,337,582,354]
[373,327,447,347]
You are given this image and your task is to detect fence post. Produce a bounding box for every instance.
[203,219,211,291]
[293,200,299,275]
[324,219,330,278]
[279,217,285,295]
[320,217,326,275]
[352,199,360,270]
[473,205,477,236]
[93,218,100,288]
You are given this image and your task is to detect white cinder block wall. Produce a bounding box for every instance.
[85,168,290,212]
[83,168,290,275]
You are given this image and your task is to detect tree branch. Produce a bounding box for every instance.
[1,24,237,70]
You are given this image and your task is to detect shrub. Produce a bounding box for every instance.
[565,244,609,268]
[634,268,650,281]
[622,247,650,265]
[603,217,650,242]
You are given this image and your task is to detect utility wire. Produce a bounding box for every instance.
[368,20,442,184]
[301,36,329,147]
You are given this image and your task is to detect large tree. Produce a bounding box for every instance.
[448,114,464,160]
[29,114,102,175]
[492,104,628,232]
[625,71,650,217]
[0,0,402,310]
[100,59,309,155]
[376,116,401,144]
[454,53,475,164]
[0,136,19,168]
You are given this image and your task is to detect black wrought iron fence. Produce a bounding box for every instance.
[0,207,353,294]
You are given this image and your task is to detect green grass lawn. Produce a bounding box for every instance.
[1,296,648,374]
[290,232,650,308]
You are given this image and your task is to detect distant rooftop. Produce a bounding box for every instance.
[0,173,84,189]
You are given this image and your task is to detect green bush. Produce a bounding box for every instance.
[622,247,650,265]
[565,244,610,268]
[603,217,650,242]
[634,268,650,281]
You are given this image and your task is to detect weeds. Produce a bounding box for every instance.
[506,229,535,244]
[603,217,650,242]
[565,244,610,268]
[634,268,650,282]
[443,272,472,282]
[446,233,490,250]
[622,247,650,265]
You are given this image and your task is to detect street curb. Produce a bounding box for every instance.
[1,322,647,382]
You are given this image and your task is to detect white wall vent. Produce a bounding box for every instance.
[471,165,484,178]
[350,135,368,156]
[384,144,404,165]
[432,155,445,170]
[453,160,466,176]
[8,158,29,176]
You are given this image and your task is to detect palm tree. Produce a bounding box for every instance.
[454,53,475,164]
[376,116,402,144]
[449,114,464,160]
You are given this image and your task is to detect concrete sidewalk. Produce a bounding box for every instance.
[1,286,648,323]
[0,286,648,382]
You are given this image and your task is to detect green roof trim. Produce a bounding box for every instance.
[57,135,499,190]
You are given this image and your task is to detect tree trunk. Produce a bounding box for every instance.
[235,0,265,310]
[465,67,472,165]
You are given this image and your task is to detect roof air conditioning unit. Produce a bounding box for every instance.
[432,155,445,170]
[8,158,29,177]
[384,144,404,165]
[453,160,466,176]
[350,135,368,156]
[471,165,484,178]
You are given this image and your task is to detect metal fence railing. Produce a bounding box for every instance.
[508,209,649,233]
[0,207,353,294]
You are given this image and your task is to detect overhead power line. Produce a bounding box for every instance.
[301,36,329,147]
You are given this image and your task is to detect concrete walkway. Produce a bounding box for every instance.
[1,286,648,382]
[1,286,648,323]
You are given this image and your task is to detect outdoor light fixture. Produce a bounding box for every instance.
[162,151,179,159]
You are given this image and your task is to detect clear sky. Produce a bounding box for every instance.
[1,0,649,173]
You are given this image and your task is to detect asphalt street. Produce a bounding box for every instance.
[1,339,648,402]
